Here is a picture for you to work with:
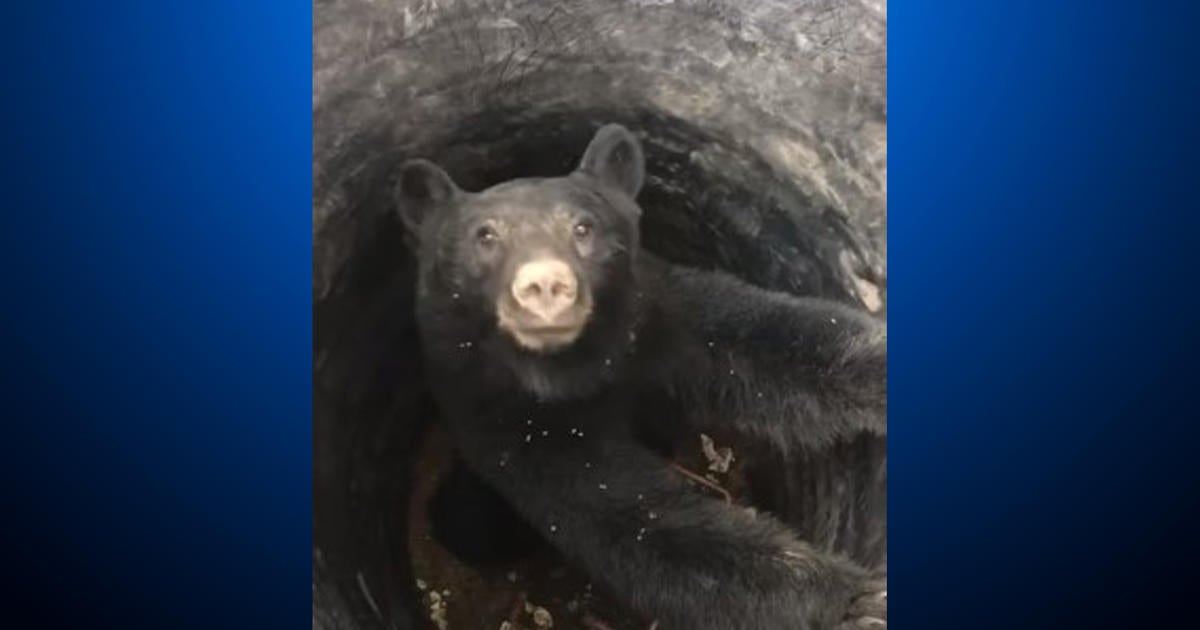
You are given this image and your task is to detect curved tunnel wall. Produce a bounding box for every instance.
[313,1,887,628]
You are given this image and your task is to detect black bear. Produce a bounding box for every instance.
[396,124,887,629]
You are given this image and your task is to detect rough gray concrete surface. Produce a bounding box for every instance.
[314,0,886,301]
[313,2,886,628]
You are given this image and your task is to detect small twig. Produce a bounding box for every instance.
[670,462,733,504]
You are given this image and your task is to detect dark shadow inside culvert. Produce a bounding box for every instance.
[314,2,886,629]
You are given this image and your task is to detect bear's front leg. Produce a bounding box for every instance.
[640,256,886,451]
[462,424,884,630]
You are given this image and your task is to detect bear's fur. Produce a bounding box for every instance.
[396,124,886,630]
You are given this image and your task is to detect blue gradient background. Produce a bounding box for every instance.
[0,3,310,627]
[0,1,1195,628]
[892,1,1200,627]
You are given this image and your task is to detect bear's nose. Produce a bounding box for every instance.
[511,259,578,322]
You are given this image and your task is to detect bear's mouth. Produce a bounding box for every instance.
[515,324,579,335]
[496,293,594,353]
[506,325,585,352]
[498,313,590,352]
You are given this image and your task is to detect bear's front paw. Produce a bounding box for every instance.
[779,548,885,629]
[838,576,886,629]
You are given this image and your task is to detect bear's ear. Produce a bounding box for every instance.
[576,124,644,199]
[394,159,461,233]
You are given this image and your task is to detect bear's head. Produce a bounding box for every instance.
[396,124,645,394]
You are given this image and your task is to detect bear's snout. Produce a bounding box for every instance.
[511,259,578,322]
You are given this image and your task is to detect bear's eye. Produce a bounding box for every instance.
[475,225,499,246]
[572,220,594,240]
